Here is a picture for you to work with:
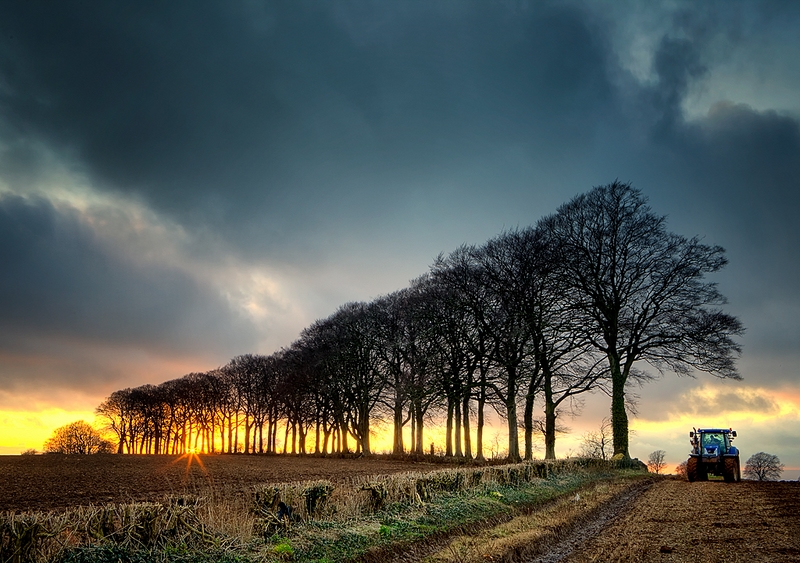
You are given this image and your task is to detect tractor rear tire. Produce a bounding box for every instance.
[723,457,738,482]
[687,457,699,482]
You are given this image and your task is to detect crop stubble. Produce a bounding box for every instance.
[0,454,441,513]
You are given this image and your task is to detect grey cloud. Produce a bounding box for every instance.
[0,1,618,256]
[0,194,256,359]
[642,101,800,357]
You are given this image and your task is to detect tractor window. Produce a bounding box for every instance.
[701,433,725,452]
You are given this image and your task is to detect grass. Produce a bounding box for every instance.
[422,476,652,563]
[1,459,649,563]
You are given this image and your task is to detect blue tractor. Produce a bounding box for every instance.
[686,428,740,482]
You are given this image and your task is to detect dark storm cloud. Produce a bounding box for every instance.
[630,25,800,356]
[0,0,798,383]
[0,1,618,256]
[586,1,800,361]
[0,194,256,361]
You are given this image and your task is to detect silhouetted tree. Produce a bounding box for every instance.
[647,450,667,474]
[404,276,456,456]
[543,181,744,457]
[744,452,784,481]
[96,388,134,453]
[430,249,494,460]
[44,420,113,454]
[481,226,604,460]
[370,291,414,455]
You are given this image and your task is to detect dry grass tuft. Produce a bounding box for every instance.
[0,498,223,562]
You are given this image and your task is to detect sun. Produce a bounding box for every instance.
[170,451,209,480]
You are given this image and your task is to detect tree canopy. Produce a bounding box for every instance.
[44,420,113,454]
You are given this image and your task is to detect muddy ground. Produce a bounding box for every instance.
[0,454,444,513]
[555,478,800,563]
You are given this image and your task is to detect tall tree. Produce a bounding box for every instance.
[96,389,134,454]
[480,227,603,460]
[543,181,744,457]
[430,250,493,460]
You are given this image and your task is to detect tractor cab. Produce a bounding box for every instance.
[693,430,732,459]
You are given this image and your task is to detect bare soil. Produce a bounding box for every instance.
[557,478,800,563]
[0,454,446,513]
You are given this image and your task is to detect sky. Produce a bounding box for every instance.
[0,0,798,477]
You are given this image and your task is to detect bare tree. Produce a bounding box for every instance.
[744,452,784,481]
[430,249,494,460]
[44,420,113,454]
[542,181,744,457]
[580,417,613,460]
[675,460,688,478]
[96,389,134,454]
[401,278,446,456]
[647,450,667,474]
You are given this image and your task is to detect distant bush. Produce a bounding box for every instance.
[20,448,38,456]
[44,420,114,454]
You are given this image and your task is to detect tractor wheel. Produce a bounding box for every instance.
[735,458,741,482]
[723,457,738,482]
[687,457,698,482]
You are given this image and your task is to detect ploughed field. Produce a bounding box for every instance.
[0,454,443,513]
[557,478,800,563]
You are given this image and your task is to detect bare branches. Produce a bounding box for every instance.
[90,181,742,464]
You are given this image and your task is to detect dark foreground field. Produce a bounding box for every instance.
[0,454,443,513]
[559,478,800,563]
[426,477,800,563]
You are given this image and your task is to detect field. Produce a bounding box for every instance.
[429,477,800,563]
[3,456,800,563]
[0,454,447,513]
[560,479,800,562]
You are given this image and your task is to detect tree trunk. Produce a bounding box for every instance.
[462,393,473,459]
[414,399,424,455]
[454,398,463,458]
[392,395,404,455]
[475,375,487,461]
[609,354,629,457]
[445,400,454,456]
[524,389,535,461]
[506,369,521,462]
[360,404,371,455]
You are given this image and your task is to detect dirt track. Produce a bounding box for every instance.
[558,478,800,563]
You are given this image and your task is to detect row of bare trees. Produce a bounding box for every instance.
[96,182,743,460]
